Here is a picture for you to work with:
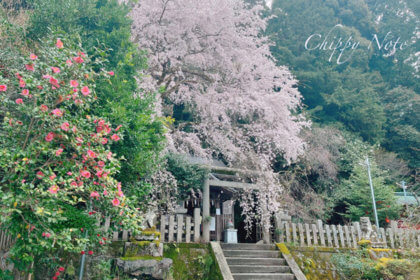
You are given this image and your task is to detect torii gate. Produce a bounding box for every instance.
[197,164,270,243]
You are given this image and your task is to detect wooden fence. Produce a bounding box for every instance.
[0,230,13,252]
[96,208,202,243]
[159,208,201,243]
[275,219,420,249]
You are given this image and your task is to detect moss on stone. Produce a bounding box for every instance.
[276,243,290,255]
[120,256,163,261]
[163,243,223,280]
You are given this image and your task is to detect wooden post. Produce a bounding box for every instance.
[298,223,305,247]
[104,217,111,232]
[354,222,362,241]
[317,220,325,246]
[194,208,201,242]
[338,225,345,248]
[160,215,166,243]
[202,177,210,242]
[380,228,387,247]
[112,231,119,241]
[177,214,183,243]
[292,223,298,244]
[311,224,318,246]
[325,225,332,247]
[186,216,191,243]
[285,222,291,243]
[305,223,311,246]
[387,228,394,248]
[122,230,128,241]
[168,215,175,242]
[332,225,339,248]
[344,226,351,248]
[350,226,357,248]
[274,214,282,243]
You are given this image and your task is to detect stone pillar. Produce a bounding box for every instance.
[202,177,210,242]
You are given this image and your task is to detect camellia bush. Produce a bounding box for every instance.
[0,36,141,277]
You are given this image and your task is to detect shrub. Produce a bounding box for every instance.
[0,35,141,276]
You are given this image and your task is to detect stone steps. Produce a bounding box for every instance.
[229,265,291,273]
[232,273,295,280]
[223,249,279,258]
[226,257,286,266]
[220,243,295,280]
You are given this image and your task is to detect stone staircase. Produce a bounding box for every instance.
[221,243,295,280]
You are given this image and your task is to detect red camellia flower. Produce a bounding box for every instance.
[55,148,63,156]
[108,71,114,76]
[52,276,58,280]
[51,67,60,73]
[21,89,29,96]
[56,38,64,49]
[52,108,63,117]
[45,132,54,142]
[40,104,48,112]
[58,267,65,272]
[112,198,120,206]
[80,170,91,178]
[70,80,79,87]
[87,150,96,158]
[36,171,44,178]
[16,98,23,104]
[81,251,85,255]
[49,77,60,88]
[61,122,70,131]
[385,217,390,223]
[54,272,60,277]
[88,250,93,255]
[0,84,7,91]
[110,134,120,141]
[73,56,84,63]
[81,86,90,96]
[30,53,38,60]
[25,64,34,71]
[49,185,59,194]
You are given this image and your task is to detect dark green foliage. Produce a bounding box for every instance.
[26,0,166,196]
[267,0,419,166]
[166,154,209,200]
